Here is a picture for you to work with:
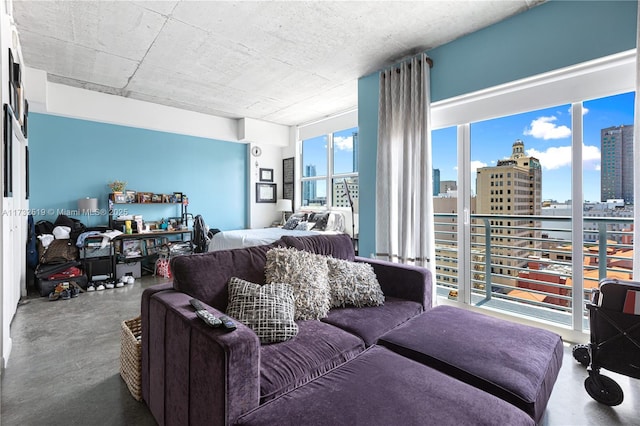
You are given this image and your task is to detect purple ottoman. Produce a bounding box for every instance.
[235,345,534,426]
[378,305,563,423]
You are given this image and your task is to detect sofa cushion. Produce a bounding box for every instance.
[171,241,283,311]
[378,305,564,423]
[265,247,331,320]
[259,320,365,402]
[280,234,355,261]
[321,296,423,347]
[226,278,298,344]
[237,346,535,426]
[327,258,384,308]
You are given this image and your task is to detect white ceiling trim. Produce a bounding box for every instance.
[431,50,636,129]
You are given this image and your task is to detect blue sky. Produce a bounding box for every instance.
[433,91,635,203]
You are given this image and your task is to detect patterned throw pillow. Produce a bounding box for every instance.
[294,221,313,231]
[265,247,331,320]
[327,258,385,308]
[283,217,301,230]
[311,213,330,231]
[226,277,298,344]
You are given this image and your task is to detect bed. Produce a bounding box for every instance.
[207,211,349,252]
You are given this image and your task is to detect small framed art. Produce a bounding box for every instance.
[259,168,274,182]
[256,183,276,203]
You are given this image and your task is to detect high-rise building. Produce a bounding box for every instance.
[332,177,359,208]
[600,125,634,204]
[303,165,317,204]
[440,180,457,195]
[475,140,542,281]
[433,168,440,196]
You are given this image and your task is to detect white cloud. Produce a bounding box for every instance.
[334,136,353,151]
[567,106,589,115]
[470,160,488,173]
[524,116,571,140]
[526,144,600,170]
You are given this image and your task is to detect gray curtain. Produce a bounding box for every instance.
[634,1,640,280]
[376,53,435,275]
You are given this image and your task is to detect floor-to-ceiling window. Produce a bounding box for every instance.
[431,51,636,335]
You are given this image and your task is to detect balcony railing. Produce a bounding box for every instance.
[434,213,634,330]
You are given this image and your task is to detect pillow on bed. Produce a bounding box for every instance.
[283,213,308,230]
[294,221,314,231]
[311,213,330,231]
[226,277,298,344]
[265,247,331,320]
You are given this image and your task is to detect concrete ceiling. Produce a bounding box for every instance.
[12,1,544,127]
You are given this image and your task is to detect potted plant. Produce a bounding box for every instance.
[108,180,127,194]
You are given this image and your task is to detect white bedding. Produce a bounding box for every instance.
[207,228,341,252]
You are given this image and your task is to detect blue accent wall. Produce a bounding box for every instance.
[29,113,246,230]
[357,0,638,258]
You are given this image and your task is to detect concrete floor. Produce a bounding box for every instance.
[2,275,639,426]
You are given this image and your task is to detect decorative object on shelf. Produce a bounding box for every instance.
[113,192,126,203]
[152,193,162,203]
[108,180,127,193]
[137,192,152,203]
[276,199,292,225]
[173,192,183,203]
[256,183,276,203]
[125,190,136,203]
[259,168,274,182]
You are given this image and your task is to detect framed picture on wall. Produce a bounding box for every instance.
[256,183,276,203]
[259,168,273,182]
[4,104,13,197]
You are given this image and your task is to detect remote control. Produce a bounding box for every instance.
[190,298,207,311]
[195,309,222,328]
[189,299,222,327]
[218,315,237,331]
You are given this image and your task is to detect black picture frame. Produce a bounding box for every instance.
[4,104,13,197]
[256,183,276,203]
[283,157,294,202]
[25,145,29,200]
[259,168,274,182]
[22,99,28,138]
[8,49,19,119]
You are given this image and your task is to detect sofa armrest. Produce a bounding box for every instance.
[144,290,261,426]
[355,256,432,310]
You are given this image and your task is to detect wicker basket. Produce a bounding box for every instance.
[120,316,142,401]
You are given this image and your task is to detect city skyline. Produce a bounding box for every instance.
[433,91,635,203]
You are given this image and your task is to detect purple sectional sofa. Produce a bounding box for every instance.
[141,234,430,425]
[140,233,560,425]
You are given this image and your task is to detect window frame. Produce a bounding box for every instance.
[300,127,359,209]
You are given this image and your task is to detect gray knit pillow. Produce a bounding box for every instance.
[226,277,298,344]
[265,247,331,320]
[327,258,385,308]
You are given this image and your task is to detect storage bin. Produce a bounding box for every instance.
[120,316,142,401]
[116,261,141,279]
[81,245,112,259]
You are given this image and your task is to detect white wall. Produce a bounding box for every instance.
[1,0,29,372]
